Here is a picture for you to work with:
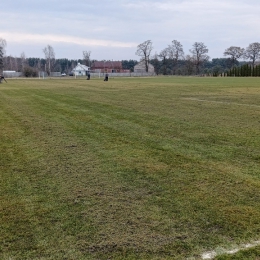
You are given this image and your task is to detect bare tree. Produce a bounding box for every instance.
[3,55,21,72]
[244,42,260,67]
[136,40,153,72]
[20,52,27,72]
[151,53,160,75]
[0,38,7,73]
[223,46,244,68]
[185,55,195,75]
[9,55,14,70]
[5,55,12,71]
[168,40,184,74]
[43,45,55,75]
[159,48,168,75]
[13,56,19,72]
[190,42,209,74]
[83,51,91,67]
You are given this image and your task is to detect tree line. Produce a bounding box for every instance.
[226,64,260,77]
[1,37,260,76]
[1,43,139,76]
[136,40,260,75]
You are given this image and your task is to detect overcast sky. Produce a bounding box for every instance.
[1,0,260,61]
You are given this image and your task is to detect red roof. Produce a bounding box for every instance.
[92,61,122,69]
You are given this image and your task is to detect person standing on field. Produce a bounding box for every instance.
[104,73,108,81]
[0,74,7,83]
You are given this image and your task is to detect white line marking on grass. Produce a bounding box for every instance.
[201,240,260,259]
[183,98,260,108]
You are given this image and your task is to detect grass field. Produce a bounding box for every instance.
[1,77,260,259]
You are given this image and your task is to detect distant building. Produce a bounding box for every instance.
[91,61,126,73]
[72,63,90,76]
[3,70,16,73]
[134,60,155,73]
[3,70,22,77]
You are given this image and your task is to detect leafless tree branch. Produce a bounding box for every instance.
[136,40,153,72]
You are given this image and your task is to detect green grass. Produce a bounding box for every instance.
[1,77,260,259]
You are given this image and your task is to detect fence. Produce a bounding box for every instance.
[3,72,22,78]
[38,72,60,77]
[2,72,156,79]
[88,72,156,78]
[50,72,62,77]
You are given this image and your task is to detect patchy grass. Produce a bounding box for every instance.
[1,77,260,259]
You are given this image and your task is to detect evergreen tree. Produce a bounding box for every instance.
[248,65,252,77]
[122,60,138,72]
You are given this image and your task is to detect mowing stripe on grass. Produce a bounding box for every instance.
[2,78,260,259]
[183,98,260,108]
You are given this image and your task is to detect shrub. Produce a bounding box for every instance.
[23,66,38,77]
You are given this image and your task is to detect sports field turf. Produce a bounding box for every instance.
[1,77,260,259]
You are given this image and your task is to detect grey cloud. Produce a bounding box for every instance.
[1,0,260,59]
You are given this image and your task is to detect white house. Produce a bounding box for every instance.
[134,60,155,73]
[72,63,90,76]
